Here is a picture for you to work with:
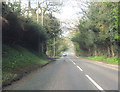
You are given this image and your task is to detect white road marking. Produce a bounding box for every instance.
[73,62,76,65]
[69,59,76,65]
[71,60,74,63]
[85,75,104,90]
[69,59,74,63]
[76,65,83,71]
[69,58,83,71]
[69,58,105,91]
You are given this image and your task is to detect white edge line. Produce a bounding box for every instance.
[85,75,104,90]
[77,65,83,71]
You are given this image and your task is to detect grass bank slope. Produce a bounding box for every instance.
[2,44,51,86]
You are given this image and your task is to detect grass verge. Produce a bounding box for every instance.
[49,56,60,59]
[2,44,51,86]
[88,56,120,65]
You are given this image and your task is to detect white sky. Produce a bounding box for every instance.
[53,0,88,36]
[6,0,88,37]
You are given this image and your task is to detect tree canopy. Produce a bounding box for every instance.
[2,1,68,57]
[72,2,120,57]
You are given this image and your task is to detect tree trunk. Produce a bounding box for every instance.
[53,37,55,57]
[94,49,97,56]
[18,0,21,8]
[28,0,31,16]
[41,0,43,25]
[43,42,47,54]
[37,0,39,23]
[111,44,115,57]
[41,41,44,54]
[107,46,110,57]
[38,38,41,57]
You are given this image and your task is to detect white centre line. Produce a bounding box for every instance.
[76,65,83,71]
[69,59,74,63]
[69,58,83,71]
[73,62,76,65]
[69,58,104,91]
[71,60,74,63]
[69,59,77,65]
[85,75,104,91]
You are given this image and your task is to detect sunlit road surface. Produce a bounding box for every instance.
[4,50,118,90]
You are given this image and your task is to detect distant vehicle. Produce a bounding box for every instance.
[63,53,67,57]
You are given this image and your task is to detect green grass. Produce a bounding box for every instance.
[2,72,17,82]
[2,44,50,83]
[88,56,119,65]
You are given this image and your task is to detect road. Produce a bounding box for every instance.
[4,50,118,90]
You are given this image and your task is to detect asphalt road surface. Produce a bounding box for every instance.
[4,50,118,90]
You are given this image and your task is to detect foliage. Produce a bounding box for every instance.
[2,1,67,84]
[72,2,120,59]
[2,2,48,48]
[44,13,62,38]
[46,37,69,57]
[2,2,66,57]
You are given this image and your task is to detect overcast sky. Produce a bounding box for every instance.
[6,0,88,37]
[6,0,119,37]
[53,0,88,36]
[7,0,87,24]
